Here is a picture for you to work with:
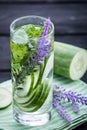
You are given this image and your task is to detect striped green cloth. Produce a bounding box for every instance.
[0,75,87,130]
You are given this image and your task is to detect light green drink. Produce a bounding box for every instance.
[10,16,54,126]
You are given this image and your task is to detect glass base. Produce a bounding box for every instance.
[13,107,51,126]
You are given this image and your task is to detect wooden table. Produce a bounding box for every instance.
[0,0,87,129]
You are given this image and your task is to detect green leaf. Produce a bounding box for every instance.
[10,42,28,64]
[11,63,21,75]
[22,24,43,38]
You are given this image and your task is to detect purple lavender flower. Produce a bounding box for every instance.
[37,18,51,64]
[53,84,87,123]
[55,84,87,106]
[53,94,72,123]
[37,42,51,60]
[30,54,38,62]
[72,102,79,113]
[28,18,52,66]
[42,18,51,36]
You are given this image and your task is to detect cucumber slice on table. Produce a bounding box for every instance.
[54,42,87,80]
[0,87,12,109]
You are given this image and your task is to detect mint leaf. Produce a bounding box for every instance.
[11,42,28,64]
[22,24,43,38]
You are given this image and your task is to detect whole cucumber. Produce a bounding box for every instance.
[54,42,87,80]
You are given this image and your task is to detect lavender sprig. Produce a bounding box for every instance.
[28,18,51,66]
[53,94,72,123]
[55,84,87,105]
[72,102,79,113]
[42,18,51,36]
[37,18,51,64]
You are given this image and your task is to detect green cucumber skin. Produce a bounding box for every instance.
[54,42,77,79]
[14,73,35,104]
[19,84,42,107]
[54,42,87,79]
[54,42,80,60]
[16,73,34,98]
[54,42,86,59]
[17,80,50,112]
[54,63,70,78]
[32,82,50,112]
[55,42,85,52]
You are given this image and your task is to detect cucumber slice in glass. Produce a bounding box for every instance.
[33,70,40,88]
[18,79,50,112]
[12,29,29,44]
[16,75,32,97]
[42,53,54,82]
[30,79,50,112]
[19,84,42,107]
[14,88,36,104]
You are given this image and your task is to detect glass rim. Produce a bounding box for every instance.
[10,15,54,39]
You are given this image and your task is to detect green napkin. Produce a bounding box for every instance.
[0,75,87,130]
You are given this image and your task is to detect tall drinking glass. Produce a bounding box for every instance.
[10,16,54,126]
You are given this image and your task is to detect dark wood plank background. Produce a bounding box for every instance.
[0,0,87,129]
